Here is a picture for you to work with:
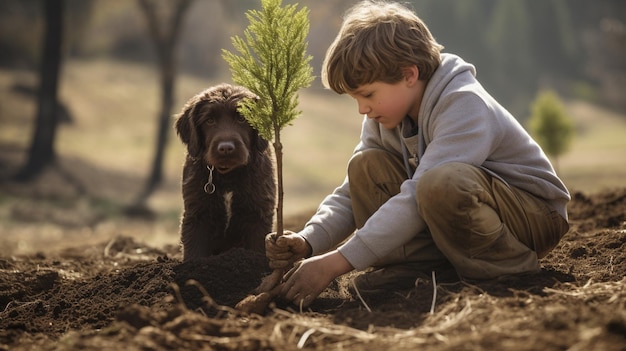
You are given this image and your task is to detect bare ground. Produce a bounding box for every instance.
[0,146,625,351]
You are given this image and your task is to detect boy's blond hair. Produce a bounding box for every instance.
[322,0,443,94]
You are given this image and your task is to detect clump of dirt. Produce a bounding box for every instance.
[1,188,626,350]
[173,248,271,309]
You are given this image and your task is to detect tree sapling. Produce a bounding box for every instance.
[222,0,314,313]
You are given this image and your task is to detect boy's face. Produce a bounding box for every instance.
[347,68,422,129]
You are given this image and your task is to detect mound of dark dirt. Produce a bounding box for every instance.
[1,188,626,350]
[0,244,271,342]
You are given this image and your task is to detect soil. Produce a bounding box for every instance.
[1,163,625,350]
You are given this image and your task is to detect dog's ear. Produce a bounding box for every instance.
[242,93,271,152]
[174,97,203,158]
[255,130,270,152]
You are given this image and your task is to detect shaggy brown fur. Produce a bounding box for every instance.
[175,84,276,261]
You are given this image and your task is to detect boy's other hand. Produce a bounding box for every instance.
[265,231,312,269]
[280,250,353,307]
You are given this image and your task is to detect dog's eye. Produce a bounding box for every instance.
[205,117,216,125]
[236,115,247,124]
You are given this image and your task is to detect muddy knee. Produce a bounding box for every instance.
[347,149,400,179]
[416,162,483,212]
[348,149,406,195]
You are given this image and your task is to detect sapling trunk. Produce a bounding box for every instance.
[274,137,284,238]
[235,137,285,314]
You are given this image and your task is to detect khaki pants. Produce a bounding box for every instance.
[348,149,569,280]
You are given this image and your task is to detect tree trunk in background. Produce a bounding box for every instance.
[132,0,192,208]
[17,0,64,181]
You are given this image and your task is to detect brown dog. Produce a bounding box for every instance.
[175,84,276,261]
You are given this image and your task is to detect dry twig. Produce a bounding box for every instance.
[351,279,372,313]
[429,270,437,314]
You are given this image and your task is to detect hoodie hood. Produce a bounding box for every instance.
[419,53,477,123]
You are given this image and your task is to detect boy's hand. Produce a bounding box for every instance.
[265,231,312,269]
[280,250,353,307]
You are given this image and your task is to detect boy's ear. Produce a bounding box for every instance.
[402,65,419,86]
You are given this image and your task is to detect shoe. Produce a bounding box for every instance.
[350,265,429,296]
[351,263,459,297]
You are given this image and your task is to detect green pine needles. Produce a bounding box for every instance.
[222,0,314,235]
[222,0,313,141]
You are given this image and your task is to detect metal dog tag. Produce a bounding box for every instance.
[204,182,216,194]
[204,165,216,194]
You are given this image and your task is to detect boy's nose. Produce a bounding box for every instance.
[357,102,371,115]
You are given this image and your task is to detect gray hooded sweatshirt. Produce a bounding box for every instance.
[300,53,570,271]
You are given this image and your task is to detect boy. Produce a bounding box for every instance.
[267,0,570,307]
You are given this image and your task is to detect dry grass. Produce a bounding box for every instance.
[1,59,625,254]
[559,101,626,193]
[39,275,626,351]
[2,60,625,207]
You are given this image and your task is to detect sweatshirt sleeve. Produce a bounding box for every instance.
[300,117,386,255]
[299,178,355,255]
[337,178,427,270]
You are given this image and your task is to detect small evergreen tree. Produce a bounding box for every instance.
[222,0,314,236]
[528,90,575,173]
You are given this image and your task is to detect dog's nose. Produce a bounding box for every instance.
[217,141,236,154]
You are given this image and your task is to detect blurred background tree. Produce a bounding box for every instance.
[15,0,65,180]
[131,0,193,211]
[528,90,575,173]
